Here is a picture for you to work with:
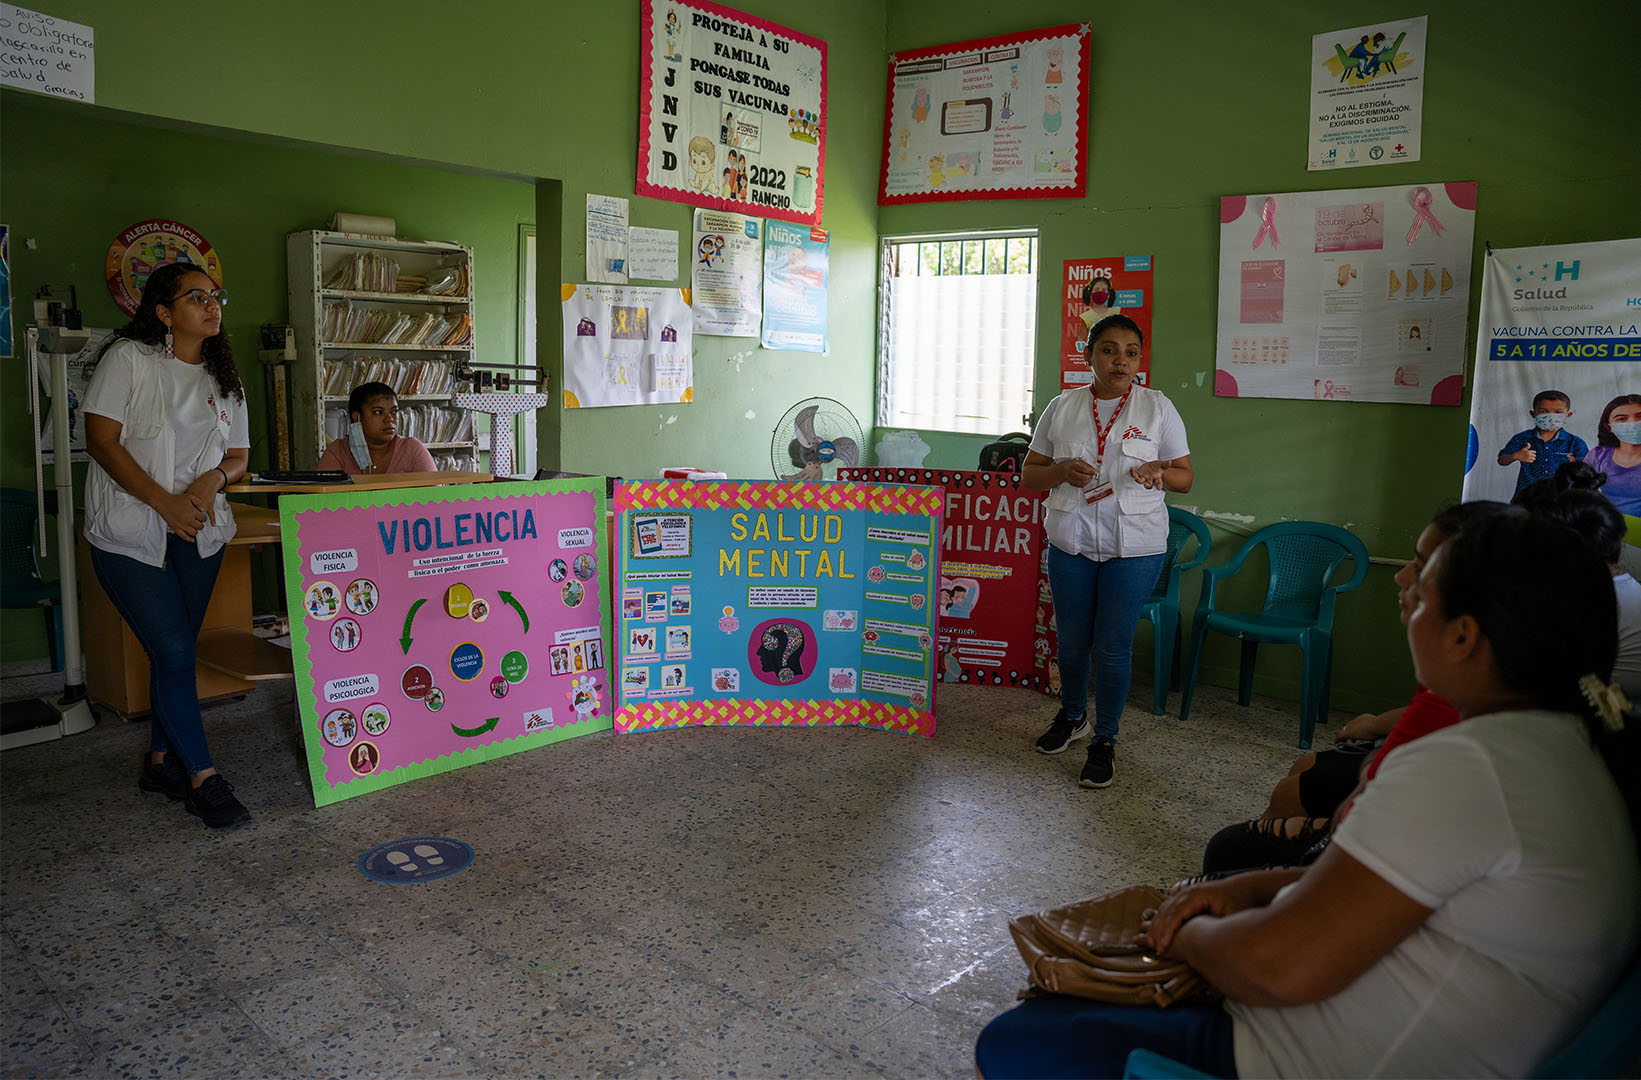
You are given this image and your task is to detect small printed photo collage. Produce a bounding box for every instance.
[620,581,694,700]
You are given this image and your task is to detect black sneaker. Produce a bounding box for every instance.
[138,754,189,801]
[1080,738,1115,788]
[184,774,251,829]
[1034,708,1091,754]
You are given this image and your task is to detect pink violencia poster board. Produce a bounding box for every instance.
[281,479,610,807]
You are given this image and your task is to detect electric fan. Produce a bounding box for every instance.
[771,397,863,482]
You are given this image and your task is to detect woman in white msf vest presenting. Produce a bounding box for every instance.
[1021,314,1193,787]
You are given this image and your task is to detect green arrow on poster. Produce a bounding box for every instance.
[400,598,427,654]
[498,590,529,633]
[450,716,500,738]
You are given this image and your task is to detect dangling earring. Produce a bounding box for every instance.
[163,329,174,360]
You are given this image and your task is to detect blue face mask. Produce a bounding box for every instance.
[348,421,371,469]
[1610,420,1641,444]
[1533,412,1568,431]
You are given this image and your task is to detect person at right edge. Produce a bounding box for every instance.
[1022,314,1193,787]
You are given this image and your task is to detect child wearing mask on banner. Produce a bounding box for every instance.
[1496,390,1588,495]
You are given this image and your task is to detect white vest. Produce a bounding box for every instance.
[84,341,238,567]
[1040,384,1171,557]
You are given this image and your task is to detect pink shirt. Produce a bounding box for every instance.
[315,436,438,476]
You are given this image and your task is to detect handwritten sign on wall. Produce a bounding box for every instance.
[0,4,94,102]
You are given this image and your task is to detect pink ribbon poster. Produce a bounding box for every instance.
[1215,182,1477,405]
[281,479,609,806]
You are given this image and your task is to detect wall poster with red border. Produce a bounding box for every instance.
[637,0,827,227]
[1061,256,1154,390]
[879,24,1090,206]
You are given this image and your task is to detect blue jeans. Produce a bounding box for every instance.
[90,536,224,775]
[976,995,1238,1079]
[1047,545,1164,742]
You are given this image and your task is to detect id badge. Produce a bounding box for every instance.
[1083,482,1113,504]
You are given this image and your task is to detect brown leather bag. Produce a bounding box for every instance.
[1008,885,1223,1008]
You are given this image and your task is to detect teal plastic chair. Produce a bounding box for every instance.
[1138,507,1211,715]
[1333,43,1364,82]
[1,488,64,672]
[1177,521,1368,748]
[1122,947,1641,1078]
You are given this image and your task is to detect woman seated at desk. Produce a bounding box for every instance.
[316,381,437,475]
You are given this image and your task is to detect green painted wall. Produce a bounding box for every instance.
[5,0,1635,717]
[12,0,889,484]
[0,91,534,658]
[880,1,1641,715]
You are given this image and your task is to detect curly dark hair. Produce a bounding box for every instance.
[99,262,243,401]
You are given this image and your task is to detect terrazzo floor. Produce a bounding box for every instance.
[2,663,1336,1079]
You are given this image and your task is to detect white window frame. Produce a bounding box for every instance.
[876,229,1039,436]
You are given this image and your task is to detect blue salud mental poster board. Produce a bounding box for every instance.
[613,480,943,735]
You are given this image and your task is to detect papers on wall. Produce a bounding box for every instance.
[561,284,693,408]
[691,210,763,337]
[628,227,680,282]
[586,194,630,284]
[0,4,94,102]
[761,222,828,352]
[1308,16,1427,171]
[1214,182,1477,405]
[39,327,113,463]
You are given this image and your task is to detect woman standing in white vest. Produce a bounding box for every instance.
[1021,314,1193,787]
[82,263,252,828]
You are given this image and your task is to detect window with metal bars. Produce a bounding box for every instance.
[877,231,1038,436]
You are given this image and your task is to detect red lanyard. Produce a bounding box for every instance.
[1090,386,1134,476]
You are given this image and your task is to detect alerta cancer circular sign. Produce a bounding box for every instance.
[105,219,223,316]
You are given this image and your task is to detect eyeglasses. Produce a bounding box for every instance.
[167,288,228,308]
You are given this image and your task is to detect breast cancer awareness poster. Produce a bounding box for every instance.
[840,468,1056,695]
[282,479,609,806]
[1308,16,1427,171]
[1215,181,1476,405]
[637,0,827,226]
[614,480,942,737]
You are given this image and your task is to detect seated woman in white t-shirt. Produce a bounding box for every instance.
[975,509,1640,1078]
[82,263,252,830]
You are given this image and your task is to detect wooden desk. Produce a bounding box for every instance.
[228,470,492,495]
[83,472,494,719]
[80,503,290,720]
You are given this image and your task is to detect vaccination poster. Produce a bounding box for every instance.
[1061,256,1153,390]
[1460,238,1641,532]
[840,468,1055,694]
[1214,182,1476,405]
[614,480,942,737]
[282,479,610,806]
[692,209,763,337]
[1308,16,1427,171]
[761,221,828,352]
[637,0,827,226]
[879,24,1090,205]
